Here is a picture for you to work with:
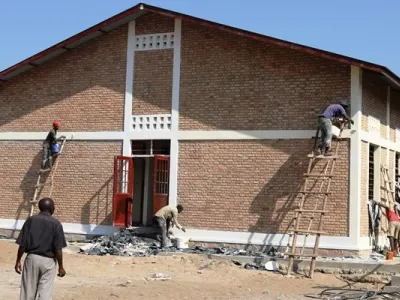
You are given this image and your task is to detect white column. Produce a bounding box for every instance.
[387,86,391,141]
[122,21,136,156]
[168,18,182,207]
[349,66,362,246]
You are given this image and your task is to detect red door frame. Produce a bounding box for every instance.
[113,155,134,227]
[153,155,170,216]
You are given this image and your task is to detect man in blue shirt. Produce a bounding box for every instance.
[318,100,354,156]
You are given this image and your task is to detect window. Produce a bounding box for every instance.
[368,145,375,201]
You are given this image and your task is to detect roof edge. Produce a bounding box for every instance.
[1,2,399,88]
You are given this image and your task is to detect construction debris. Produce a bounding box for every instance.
[79,229,278,257]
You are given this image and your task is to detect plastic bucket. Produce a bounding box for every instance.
[51,143,60,154]
[176,237,189,249]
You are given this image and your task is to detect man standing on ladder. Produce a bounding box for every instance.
[317,100,354,156]
[41,120,65,171]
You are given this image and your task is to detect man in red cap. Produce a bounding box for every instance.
[41,120,65,170]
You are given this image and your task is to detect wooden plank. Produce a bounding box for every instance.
[295,191,331,195]
[303,173,334,177]
[307,154,338,159]
[295,209,328,213]
[292,229,325,234]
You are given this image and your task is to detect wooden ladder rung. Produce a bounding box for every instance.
[295,209,328,214]
[292,229,325,235]
[30,200,39,204]
[288,253,318,258]
[38,168,52,174]
[295,191,331,195]
[35,182,52,188]
[307,154,338,159]
[303,173,334,178]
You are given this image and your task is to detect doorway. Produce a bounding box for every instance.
[131,140,170,226]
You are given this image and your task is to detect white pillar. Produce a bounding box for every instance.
[349,66,362,246]
[122,21,136,156]
[168,18,182,207]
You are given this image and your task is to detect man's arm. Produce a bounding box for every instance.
[15,219,29,274]
[53,223,67,277]
[56,250,66,277]
[15,246,25,274]
[171,211,182,230]
[340,107,354,124]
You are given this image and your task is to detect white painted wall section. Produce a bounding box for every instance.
[122,20,136,156]
[349,66,362,246]
[168,18,182,208]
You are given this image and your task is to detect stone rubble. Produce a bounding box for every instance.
[78,229,387,266]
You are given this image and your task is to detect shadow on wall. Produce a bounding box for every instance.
[81,176,113,226]
[11,150,48,238]
[246,145,311,248]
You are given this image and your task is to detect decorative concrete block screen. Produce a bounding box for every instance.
[132,114,172,131]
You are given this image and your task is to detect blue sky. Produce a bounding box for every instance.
[1,1,399,74]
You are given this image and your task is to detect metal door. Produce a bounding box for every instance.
[153,155,170,215]
[113,156,134,227]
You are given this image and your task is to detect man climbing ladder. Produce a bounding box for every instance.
[286,102,352,278]
[41,120,66,171]
[317,100,353,156]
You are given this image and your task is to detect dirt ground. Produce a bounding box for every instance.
[0,240,379,300]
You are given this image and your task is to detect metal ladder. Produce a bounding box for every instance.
[286,121,345,278]
[29,138,67,216]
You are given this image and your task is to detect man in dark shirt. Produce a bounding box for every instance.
[15,197,67,300]
[41,120,65,170]
[317,100,354,156]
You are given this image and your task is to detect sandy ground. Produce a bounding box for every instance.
[0,240,378,300]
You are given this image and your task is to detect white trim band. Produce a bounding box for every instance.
[0,218,366,250]
[361,130,400,152]
[0,132,126,141]
[0,219,118,236]
[179,130,350,140]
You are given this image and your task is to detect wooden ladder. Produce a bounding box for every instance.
[381,165,395,205]
[286,121,345,278]
[29,138,67,216]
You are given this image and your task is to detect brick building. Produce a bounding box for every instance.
[0,3,399,252]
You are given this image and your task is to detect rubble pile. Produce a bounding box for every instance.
[79,229,280,258]
[80,229,162,257]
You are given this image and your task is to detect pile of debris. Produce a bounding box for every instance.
[79,228,278,258]
[80,229,162,257]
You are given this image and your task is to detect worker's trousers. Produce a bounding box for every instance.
[41,144,53,169]
[154,216,171,247]
[20,254,56,300]
[318,117,332,149]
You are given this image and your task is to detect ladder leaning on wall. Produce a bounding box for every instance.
[285,120,345,278]
[29,138,67,216]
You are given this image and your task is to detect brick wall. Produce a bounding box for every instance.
[360,141,369,236]
[0,26,128,131]
[390,89,400,142]
[132,13,174,115]
[179,22,350,131]
[0,141,121,225]
[178,139,349,236]
[361,71,388,139]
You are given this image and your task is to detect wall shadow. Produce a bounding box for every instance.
[11,151,48,238]
[80,176,113,226]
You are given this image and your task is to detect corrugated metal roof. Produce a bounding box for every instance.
[1,2,399,88]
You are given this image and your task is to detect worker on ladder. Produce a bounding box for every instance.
[317,100,354,156]
[41,120,66,171]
